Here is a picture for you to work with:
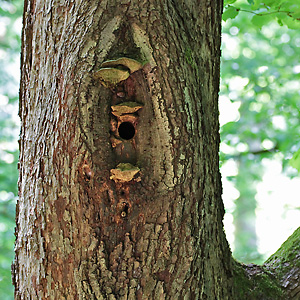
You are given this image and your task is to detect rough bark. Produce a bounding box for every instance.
[13,0,300,299]
[230,227,300,300]
[264,227,300,299]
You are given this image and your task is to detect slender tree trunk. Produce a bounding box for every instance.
[233,159,260,263]
[13,0,299,299]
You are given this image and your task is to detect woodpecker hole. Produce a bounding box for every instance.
[118,122,135,140]
[121,202,129,217]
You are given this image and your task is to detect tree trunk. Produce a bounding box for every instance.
[13,0,299,299]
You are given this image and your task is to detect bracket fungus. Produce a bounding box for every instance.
[111,102,143,117]
[95,57,143,88]
[94,68,130,88]
[100,57,142,74]
[110,163,140,183]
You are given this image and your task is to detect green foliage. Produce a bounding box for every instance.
[223,6,240,21]
[221,10,300,172]
[290,149,300,172]
[251,13,274,28]
[224,0,238,4]
[221,2,300,263]
[223,0,300,29]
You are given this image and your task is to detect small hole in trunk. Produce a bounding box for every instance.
[121,202,129,217]
[118,122,135,140]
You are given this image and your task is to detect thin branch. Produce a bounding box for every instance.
[236,8,293,17]
[227,5,296,19]
[222,145,278,160]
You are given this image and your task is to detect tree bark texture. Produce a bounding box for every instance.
[13,0,298,299]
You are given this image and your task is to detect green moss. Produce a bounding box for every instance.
[116,163,139,171]
[233,262,251,298]
[184,47,197,70]
[264,227,300,277]
[250,273,284,300]
[266,227,300,264]
[233,260,286,300]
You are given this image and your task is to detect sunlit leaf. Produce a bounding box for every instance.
[280,16,300,29]
[290,149,300,172]
[251,13,275,29]
[223,6,240,21]
[224,0,238,5]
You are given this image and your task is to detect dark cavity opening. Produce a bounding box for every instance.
[122,202,129,213]
[118,122,135,140]
[121,202,129,218]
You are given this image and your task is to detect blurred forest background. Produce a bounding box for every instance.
[0,0,299,298]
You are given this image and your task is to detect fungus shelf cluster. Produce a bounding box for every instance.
[95,57,144,218]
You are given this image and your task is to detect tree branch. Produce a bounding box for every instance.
[264,227,300,299]
[222,145,278,160]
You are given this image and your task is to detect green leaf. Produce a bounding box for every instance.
[224,0,236,6]
[263,0,279,6]
[223,6,240,21]
[224,0,237,5]
[251,0,262,10]
[280,16,300,29]
[290,149,300,172]
[251,13,274,28]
